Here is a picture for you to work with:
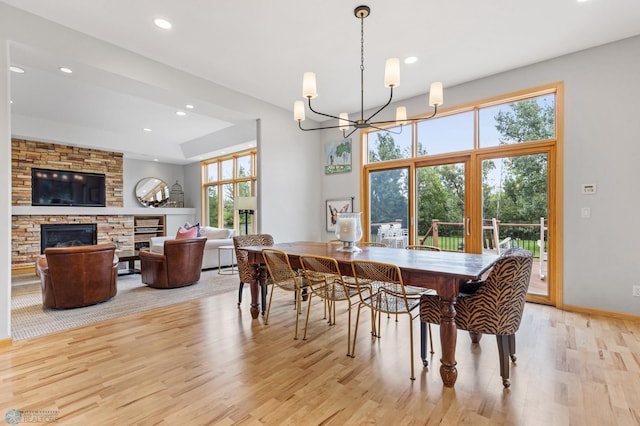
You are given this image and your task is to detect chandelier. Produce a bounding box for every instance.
[294,5,444,138]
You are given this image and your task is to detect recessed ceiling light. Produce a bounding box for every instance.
[185,104,194,109]
[176,111,186,116]
[153,158,159,162]
[59,67,73,74]
[10,100,13,104]
[143,128,152,132]
[154,18,172,29]
[404,56,418,64]
[9,66,25,73]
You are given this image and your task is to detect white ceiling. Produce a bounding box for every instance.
[5,0,640,164]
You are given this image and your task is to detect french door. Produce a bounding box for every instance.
[364,145,555,305]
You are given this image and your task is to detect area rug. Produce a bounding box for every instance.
[11,269,239,341]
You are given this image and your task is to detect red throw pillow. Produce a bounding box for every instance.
[175,226,198,240]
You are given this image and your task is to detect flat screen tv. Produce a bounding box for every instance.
[31,168,106,207]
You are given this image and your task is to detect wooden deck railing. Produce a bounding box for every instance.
[419,218,547,258]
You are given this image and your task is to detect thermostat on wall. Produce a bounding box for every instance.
[582,184,597,194]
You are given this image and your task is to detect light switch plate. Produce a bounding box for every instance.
[582,184,597,194]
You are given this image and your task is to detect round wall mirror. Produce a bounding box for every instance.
[135,177,170,207]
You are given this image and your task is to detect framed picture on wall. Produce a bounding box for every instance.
[326,197,353,232]
[325,139,352,174]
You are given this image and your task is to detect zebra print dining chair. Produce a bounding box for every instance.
[419,247,533,387]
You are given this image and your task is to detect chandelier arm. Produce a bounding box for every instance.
[308,99,358,124]
[368,123,403,134]
[298,120,355,132]
[367,105,440,127]
[365,87,395,123]
[343,127,359,139]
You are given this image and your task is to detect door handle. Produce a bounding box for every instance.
[466,217,471,236]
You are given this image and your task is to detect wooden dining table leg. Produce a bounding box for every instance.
[249,263,260,319]
[438,277,458,387]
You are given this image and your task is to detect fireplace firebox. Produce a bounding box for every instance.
[40,223,98,253]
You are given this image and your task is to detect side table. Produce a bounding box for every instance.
[116,250,140,275]
[218,245,237,275]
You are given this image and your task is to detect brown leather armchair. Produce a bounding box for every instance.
[37,243,119,309]
[139,237,207,289]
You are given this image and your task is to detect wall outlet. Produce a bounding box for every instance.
[634,285,640,297]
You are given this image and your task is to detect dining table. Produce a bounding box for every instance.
[240,241,499,387]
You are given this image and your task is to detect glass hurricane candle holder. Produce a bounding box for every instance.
[335,212,363,252]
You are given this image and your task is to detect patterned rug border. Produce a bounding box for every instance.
[11,269,239,341]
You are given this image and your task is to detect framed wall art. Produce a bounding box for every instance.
[325,139,352,175]
[326,197,353,232]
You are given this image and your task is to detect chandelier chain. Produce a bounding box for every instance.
[360,13,365,120]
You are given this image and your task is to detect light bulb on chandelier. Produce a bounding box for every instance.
[294,5,444,138]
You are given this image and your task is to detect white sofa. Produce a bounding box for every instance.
[149,226,237,270]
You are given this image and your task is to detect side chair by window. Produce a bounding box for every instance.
[419,248,533,387]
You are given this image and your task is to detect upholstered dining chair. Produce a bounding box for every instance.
[351,260,428,380]
[299,255,359,356]
[419,248,533,387]
[262,248,310,340]
[233,234,274,312]
[139,237,207,288]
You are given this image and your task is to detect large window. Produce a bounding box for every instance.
[362,84,560,305]
[202,150,256,233]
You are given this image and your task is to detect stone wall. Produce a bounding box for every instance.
[11,139,123,207]
[11,215,134,266]
[11,139,131,269]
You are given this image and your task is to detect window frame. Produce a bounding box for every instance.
[201,149,257,231]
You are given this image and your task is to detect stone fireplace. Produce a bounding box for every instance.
[40,223,98,253]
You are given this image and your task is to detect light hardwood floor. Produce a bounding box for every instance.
[1,287,639,425]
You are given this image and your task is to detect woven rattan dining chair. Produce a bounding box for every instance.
[403,245,440,356]
[351,259,428,380]
[420,248,533,387]
[233,234,274,313]
[262,248,309,340]
[299,255,359,355]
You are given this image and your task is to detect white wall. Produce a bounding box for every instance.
[183,161,202,221]
[123,158,186,208]
[321,36,640,316]
[0,40,11,340]
[319,134,362,240]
